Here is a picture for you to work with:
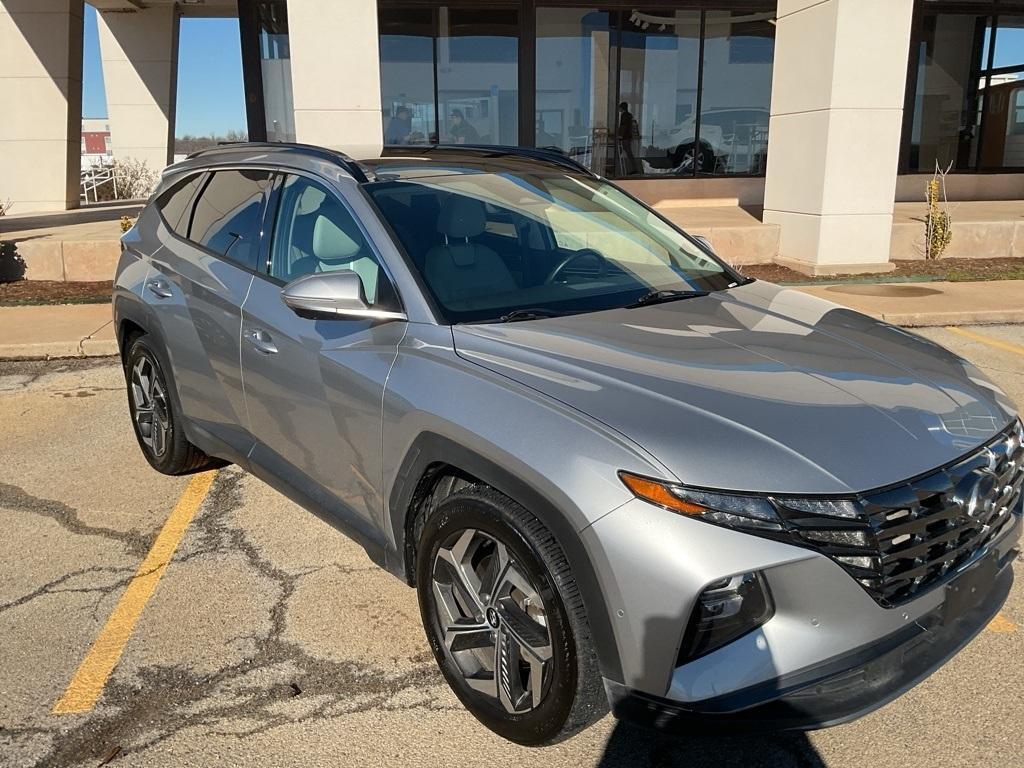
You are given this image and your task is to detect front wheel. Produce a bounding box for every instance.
[124,334,222,475]
[416,486,606,745]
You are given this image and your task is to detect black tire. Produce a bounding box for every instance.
[123,334,222,475]
[671,140,716,173]
[416,485,607,745]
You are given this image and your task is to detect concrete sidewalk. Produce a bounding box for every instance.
[0,279,1022,359]
[0,303,116,359]
[797,279,1024,327]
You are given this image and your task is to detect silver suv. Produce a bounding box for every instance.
[115,143,1022,745]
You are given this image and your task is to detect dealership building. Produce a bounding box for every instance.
[2,0,1023,274]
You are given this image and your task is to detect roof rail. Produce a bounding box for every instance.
[386,144,600,178]
[185,141,372,183]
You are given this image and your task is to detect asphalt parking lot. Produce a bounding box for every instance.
[1,325,1022,768]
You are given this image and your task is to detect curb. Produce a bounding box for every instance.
[872,310,1024,328]
[0,340,118,361]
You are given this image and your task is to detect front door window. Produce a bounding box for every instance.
[269,176,386,306]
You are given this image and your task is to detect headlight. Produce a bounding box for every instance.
[618,471,862,534]
[619,472,879,662]
[619,471,782,531]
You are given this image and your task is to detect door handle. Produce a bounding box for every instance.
[145,278,173,299]
[243,328,278,355]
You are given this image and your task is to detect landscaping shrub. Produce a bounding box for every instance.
[0,241,26,283]
[925,164,953,260]
[112,157,159,200]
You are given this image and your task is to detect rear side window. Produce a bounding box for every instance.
[188,169,274,270]
[154,173,202,237]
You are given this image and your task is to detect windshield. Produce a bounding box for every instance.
[366,170,741,323]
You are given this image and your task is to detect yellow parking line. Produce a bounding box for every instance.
[945,326,1024,359]
[987,613,1017,634]
[52,470,217,714]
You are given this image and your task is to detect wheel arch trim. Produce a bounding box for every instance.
[113,293,193,444]
[386,431,625,684]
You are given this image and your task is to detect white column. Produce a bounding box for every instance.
[288,0,383,159]
[97,5,178,173]
[763,0,914,275]
[0,0,83,212]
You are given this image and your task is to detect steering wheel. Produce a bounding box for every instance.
[544,248,609,285]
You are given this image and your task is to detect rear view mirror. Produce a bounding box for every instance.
[280,272,406,322]
[693,235,716,254]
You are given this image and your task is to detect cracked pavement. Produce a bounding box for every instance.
[0,327,1022,768]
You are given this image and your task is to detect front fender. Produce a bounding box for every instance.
[380,324,674,684]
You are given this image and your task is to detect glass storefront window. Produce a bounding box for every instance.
[909,13,988,171]
[907,4,1024,172]
[699,10,774,176]
[533,5,774,178]
[618,9,701,176]
[257,1,294,143]
[437,8,519,145]
[379,6,519,147]
[380,9,436,145]
[535,8,618,174]
[982,16,1024,168]
[377,2,776,178]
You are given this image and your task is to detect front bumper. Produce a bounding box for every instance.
[605,543,1016,733]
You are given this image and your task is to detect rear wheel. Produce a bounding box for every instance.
[416,485,606,745]
[124,334,221,475]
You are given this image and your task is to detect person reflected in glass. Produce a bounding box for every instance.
[448,110,480,144]
[536,117,559,149]
[617,102,639,175]
[385,106,413,145]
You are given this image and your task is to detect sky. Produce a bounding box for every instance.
[82,5,247,138]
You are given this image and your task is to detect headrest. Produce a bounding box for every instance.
[296,185,326,216]
[437,196,486,239]
[312,215,362,263]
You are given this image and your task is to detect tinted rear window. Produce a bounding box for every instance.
[189,169,275,270]
[154,173,203,236]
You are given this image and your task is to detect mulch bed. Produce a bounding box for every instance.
[739,257,1024,284]
[0,280,112,306]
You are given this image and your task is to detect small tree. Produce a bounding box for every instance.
[925,162,953,260]
[0,199,11,216]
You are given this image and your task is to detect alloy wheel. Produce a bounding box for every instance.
[431,528,553,714]
[130,354,170,458]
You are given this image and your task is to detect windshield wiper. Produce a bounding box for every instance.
[496,308,566,323]
[626,289,710,308]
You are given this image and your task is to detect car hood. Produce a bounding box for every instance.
[453,281,1017,494]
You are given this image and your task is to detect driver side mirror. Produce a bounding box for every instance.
[280,272,406,322]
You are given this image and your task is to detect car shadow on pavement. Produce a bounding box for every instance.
[594,614,828,767]
[596,720,827,767]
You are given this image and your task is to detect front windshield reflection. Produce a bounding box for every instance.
[368,170,739,323]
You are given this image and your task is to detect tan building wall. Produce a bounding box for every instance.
[96,5,179,174]
[763,0,915,275]
[0,0,84,212]
[288,0,383,159]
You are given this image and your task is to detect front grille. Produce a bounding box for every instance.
[773,421,1024,607]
